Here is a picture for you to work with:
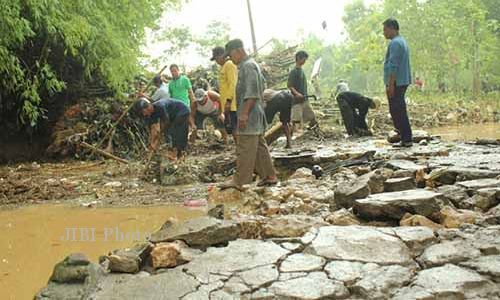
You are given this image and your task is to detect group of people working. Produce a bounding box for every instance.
[134,18,413,190]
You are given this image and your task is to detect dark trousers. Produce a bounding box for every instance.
[337,97,369,135]
[388,85,412,143]
[167,114,189,156]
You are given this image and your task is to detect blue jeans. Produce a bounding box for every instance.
[388,85,412,143]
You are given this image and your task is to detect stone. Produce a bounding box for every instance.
[406,264,498,299]
[484,204,500,225]
[306,226,413,266]
[389,226,438,256]
[261,215,328,238]
[208,188,242,202]
[400,213,443,231]
[50,255,91,283]
[149,216,240,248]
[223,276,251,294]
[278,272,308,281]
[261,200,281,216]
[324,261,375,285]
[90,268,199,299]
[280,242,301,251]
[352,265,414,299]
[107,243,152,274]
[239,264,279,288]
[66,253,90,266]
[353,189,447,221]
[207,204,224,219]
[333,170,385,209]
[268,272,350,299]
[460,255,500,282]
[325,208,361,225]
[457,178,500,190]
[280,253,326,273]
[289,167,314,180]
[418,241,481,268]
[463,193,498,211]
[104,181,122,188]
[391,169,415,178]
[150,242,180,269]
[386,159,425,172]
[184,239,289,284]
[384,177,416,192]
[436,184,469,208]
[440,205,481,228]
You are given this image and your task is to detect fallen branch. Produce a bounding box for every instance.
[80,141,129,164]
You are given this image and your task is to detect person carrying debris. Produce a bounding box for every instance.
[336,91,380,137]
[288,50,317,132]
[383,18,413,147]
[135,97,190,161]
[218,39,277,190]
[263,89,293,148]
[191,88,228,143]
[211,46,238,144]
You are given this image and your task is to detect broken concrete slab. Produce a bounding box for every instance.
[457,178,500,190]
[418,241,481,268]
[333,170,385,209]
[384,177,416,192]
[279,253,326,273]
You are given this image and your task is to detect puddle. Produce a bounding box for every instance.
[428,122,500,141]
[0,204,204,299]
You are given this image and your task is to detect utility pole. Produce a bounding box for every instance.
[246,0,258,55]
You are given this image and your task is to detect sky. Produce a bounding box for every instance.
[144,0,378,69]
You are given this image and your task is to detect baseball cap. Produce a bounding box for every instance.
[210,46,225,61]
[223,39,244,58]
[194,88,207,102]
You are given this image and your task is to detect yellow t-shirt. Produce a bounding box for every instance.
[219,60,238,112]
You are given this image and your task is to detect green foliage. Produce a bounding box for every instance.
[0,0,182,129]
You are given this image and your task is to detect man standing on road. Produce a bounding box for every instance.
[288,50,317,132]
[219,39,277,190]
[383,18,413,147]
[211,46,238,143]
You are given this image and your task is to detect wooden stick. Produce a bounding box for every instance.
[80,141,129,164]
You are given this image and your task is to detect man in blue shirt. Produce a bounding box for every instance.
[383,18,413,147]
[151,75,170,102]
[135,97,190,160]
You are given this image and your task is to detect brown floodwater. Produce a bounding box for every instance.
[428,122,500,141]
[0,204,204,300]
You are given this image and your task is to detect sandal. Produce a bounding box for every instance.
[257,179,278,187]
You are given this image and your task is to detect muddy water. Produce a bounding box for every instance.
[428,122,500,141]
[0,204,204,299]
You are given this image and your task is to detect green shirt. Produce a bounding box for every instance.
[168,75,192,109]
[288,67,307,97]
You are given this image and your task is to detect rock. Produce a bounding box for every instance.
[207,204,224,219]
[66,253,90,266]
[352,265,414,299]
[208,188,242,202]
[384,177,416,192]
[261,200,281,216]
[268,272,350,299]
[184,239,289,284]
[325,208,361,225]
[440,205,481,228]
[460,255,500,282]
[324,261,371,285]
[484,204,500,225]
[262,215,328,238]
[107,243,152,274]
[280,253,326,273]
[149,216,240,248]
[389,226,438,256]
[436,184,469,208]
[353,189,447,221]
[289,167,314,180]
[150,242,180,269]
[50,254,92,283]
[418,241,481,268]
[104,181,122,188]
[457,178,500,190]
[306,226,413,266]
[400,213,443,231]
[397,264,498,299]
[333,170,385,209]
[462,193,498,211]
[428,168,500,186]
[386,159,425,172]
[419,139,428,146]
[239,265,279,288]
[391,169,415,178]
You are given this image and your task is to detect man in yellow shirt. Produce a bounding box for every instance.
[211,46,238,144]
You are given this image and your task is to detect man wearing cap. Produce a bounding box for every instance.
[336,91,380,137]
[191,88,227,142]
[211,46,238,143]
[219,39,277,190]
[263,89,293,148]
[135,97,190,160]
